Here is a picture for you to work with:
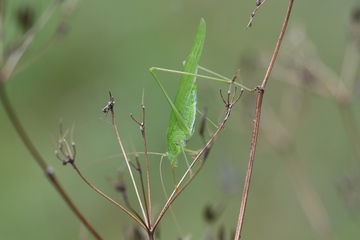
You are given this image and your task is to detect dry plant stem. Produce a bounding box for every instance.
[134,156,151,227]
[234,0,294,239]
[56,120,146,227]
[1,1,60,82]
[9,1,81,79]
[143,127,153,227]
[158,159,185,236]
[153,88,242,230]
[246,0,268,29]
[142,124,153,227]
[0,84,103,240]
[110,171,138,215]
[131,97,153,227]
[70,163,147,229]
[11,34,59,79]
[110,107,148,226]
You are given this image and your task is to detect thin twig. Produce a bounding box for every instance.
[0,1,60,82]
[71,163,147,229]
[154,86,243,230]
[234,0,294,239]
[108,93,149,226]
[246,0,268,29]
[134,156,151,227]
[56,121,148,229]
[109,169,143,219]
[0,83,103,240]
[131,90,153,227]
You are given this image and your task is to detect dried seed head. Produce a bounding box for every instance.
[350,6,360,48]
[16,5,35,33]
[351,6,360,23]
[204,204,217,223]
[203,203,224,224]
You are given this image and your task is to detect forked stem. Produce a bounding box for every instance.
[130,91,153,226]
[55,120,147,229]
[154,83,243,230]
[73,163,147,229]
[107,93,149,227]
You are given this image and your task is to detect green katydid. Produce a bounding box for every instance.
[149,18,251,171]
[150,18,205,170]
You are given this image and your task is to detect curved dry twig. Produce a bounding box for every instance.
[0,84,103,240]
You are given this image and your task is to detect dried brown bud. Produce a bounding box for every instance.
[16,5,35,33]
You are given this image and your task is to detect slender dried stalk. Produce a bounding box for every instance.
[234,0,295,239]
[131,91,153,227]
[72,163,147,229]
[0,83,103,240]
[108,95,149,226]
[1,1,60,82]
[154,85,243,230]
[0,1,102,238]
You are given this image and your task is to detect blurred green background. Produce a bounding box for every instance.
[1,0,360,239]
